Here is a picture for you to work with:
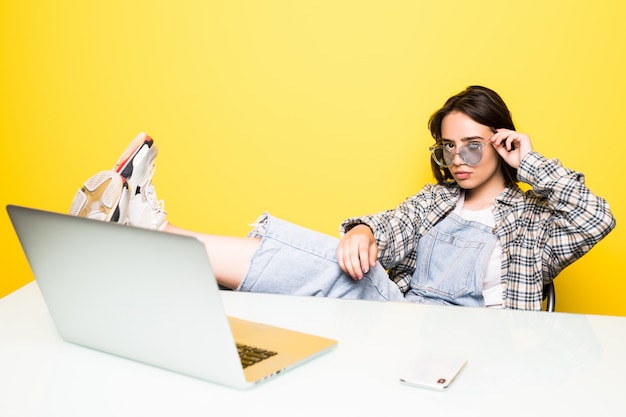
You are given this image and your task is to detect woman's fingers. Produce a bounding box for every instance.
[337,225,378,280]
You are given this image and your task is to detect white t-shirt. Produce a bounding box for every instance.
[454,195,503,308]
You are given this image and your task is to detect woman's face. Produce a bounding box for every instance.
[440,111,505,194]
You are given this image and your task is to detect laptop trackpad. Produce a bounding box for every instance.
[228,316,324,353]
[228,316,273,340]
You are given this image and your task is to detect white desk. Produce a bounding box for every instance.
[1,282,625,416]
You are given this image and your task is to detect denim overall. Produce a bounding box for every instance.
[239,212,497,307]
[406,212,498,307]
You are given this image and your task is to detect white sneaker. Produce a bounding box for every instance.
[69,170,129,223]
[114,132,158,197]
[126,166,168,231]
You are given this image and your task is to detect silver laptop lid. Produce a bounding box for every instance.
[7,204,247,388]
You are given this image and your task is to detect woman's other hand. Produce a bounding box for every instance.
[490,129,534,169]
[337,224,378,280]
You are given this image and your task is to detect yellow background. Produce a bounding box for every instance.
[1,1,623,315]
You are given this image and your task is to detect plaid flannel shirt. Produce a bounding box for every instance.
[340,152,615,310]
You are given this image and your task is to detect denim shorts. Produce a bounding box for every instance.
[237,213,405,301]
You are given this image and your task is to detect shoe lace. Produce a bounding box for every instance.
[145,184,165,213]
[143,166,166,215]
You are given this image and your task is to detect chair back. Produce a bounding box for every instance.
[543,282,556,312]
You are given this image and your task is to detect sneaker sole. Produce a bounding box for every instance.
[69,171,129,223]
[114,132,157,191]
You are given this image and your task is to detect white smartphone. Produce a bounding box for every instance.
[399,352,467,391]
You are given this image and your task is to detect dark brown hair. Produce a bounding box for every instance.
[428,86,518,186]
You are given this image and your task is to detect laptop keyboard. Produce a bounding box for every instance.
[236,343,278,368]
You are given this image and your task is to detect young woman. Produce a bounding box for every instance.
[70,86,616,310]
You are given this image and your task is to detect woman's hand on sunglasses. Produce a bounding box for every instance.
[490,129,533,169]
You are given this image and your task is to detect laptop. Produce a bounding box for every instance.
[6,204,337,389]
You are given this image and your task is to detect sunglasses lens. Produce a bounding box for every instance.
[431,147,453,167]
[459,145,483,166]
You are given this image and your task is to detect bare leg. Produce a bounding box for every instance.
[163,223,260,290]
